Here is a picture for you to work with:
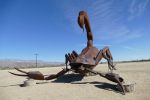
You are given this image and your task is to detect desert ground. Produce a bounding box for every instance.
[0,61,150,100]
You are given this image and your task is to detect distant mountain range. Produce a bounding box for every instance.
[0,59,149,69]
[0,59,64,69]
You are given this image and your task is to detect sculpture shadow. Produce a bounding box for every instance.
[94,82,121,94]
[0,83,29,87]
[0,84,21,87]
[52,73,84,83]
[72,81,121,94]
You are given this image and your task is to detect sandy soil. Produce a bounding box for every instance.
[0,62,150,100]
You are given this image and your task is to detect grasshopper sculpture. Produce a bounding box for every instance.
[9,11,125,94]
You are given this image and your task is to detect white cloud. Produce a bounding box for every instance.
[128,0,149,20]
[111,29,143,44]
[88,0,145,44]
[121,45,138,51]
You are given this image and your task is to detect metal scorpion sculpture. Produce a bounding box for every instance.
[9,11,125,94]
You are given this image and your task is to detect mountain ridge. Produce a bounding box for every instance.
[0,59,64,69]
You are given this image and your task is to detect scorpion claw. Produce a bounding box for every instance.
[8,71,27,76]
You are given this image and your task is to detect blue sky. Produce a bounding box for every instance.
[0,0,150,62]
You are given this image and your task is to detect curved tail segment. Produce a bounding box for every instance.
[78,11,93,47]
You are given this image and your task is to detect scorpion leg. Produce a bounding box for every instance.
[71,51,78,61]
[71,53,76,60]
[65,53,75,63]
[65,54,70,69]
[66,51,78,63]
[65,53,74,68]
[65,51,77,69]
[68,53,73,61]
[72,50,78,57]
[99,47,116,72]
[116,78,126,95]
[102,47,116,71]
[101,73,125,95]
[86,69,125,95]
[95,50,103,65]
[94,47,115,72]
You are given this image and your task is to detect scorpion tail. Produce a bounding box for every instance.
[78,11,85,30]
[78,11,93,43]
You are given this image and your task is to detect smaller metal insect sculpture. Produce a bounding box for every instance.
[9,11,126,95]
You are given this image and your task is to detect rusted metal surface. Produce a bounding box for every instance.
[9,11,126,94]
